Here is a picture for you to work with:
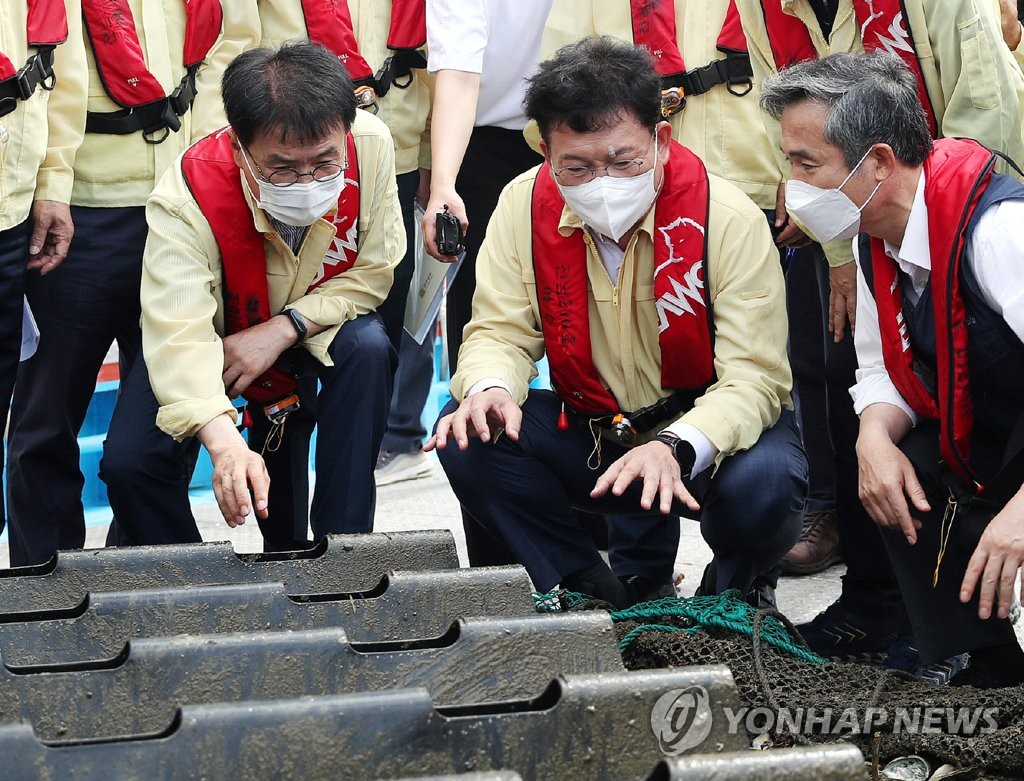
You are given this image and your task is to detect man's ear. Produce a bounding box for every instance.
[655,120,672,163]
[871,143,898,181]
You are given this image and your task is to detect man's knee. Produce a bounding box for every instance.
[706,414,807,542]
[329,313,397,373]
[99,429,184,490]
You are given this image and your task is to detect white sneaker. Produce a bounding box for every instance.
[374,449,434,486]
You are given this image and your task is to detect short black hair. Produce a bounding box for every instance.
[222,43,358,147]
[524,36,662,142]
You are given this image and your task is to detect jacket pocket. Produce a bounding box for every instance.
[958,17,1000,111]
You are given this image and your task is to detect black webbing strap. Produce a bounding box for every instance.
[663,49,753,99]
[85,64,199,142]
[0,45,56,118]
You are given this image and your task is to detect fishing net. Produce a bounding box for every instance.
[535,589,1024,777]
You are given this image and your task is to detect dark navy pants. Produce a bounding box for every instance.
[437,390,807,592]
[786,243,903,615]
[101,312,395,551]
[881,422,1019,663]
[7,206,146,566]
[0,219,31,538]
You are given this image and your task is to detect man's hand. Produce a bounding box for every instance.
[1001,0,1022,50]
[774,181,811,248]
[828,261,857,343]
[198,414,270,527]
[425,387,522,450]
[28,200,74,274]
[856,427,929,544]
[590,441,700,515]
[422,182,467,262]
[222,316,297,399]
[960,495,1024,620]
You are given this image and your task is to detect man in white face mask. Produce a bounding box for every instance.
[100,43,403,551]
[762,52,1024,688]
[428,37,806,610]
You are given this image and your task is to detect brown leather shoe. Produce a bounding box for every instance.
[782,508,841,575]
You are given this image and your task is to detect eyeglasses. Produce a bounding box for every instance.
[552,140,654,185]
[241,144,347,187]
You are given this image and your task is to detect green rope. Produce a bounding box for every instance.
[533,587,826,665]
[531,589,592,613]
[611,590,827,665]
[617,623,695,651]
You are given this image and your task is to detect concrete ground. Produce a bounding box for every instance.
[1,451,1020,646]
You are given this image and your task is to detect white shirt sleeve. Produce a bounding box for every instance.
[967,199,1024,344]
[427,0,489,73]
[661,420,718,478]
[466,377,514,398]
[847,244,919,424]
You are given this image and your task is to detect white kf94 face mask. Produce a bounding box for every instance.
[241,146,347,227]
[556,137,659,242]
[785,148,883,244]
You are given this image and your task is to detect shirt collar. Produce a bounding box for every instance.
[883,169,930,273]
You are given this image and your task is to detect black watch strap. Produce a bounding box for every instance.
[654,432,697,475]
[285,308,307,341]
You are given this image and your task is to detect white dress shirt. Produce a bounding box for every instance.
[851,170,1024,424]
[426,0,552,130]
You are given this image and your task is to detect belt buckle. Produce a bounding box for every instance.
[609,413,637,446]
[263,393,301,425]
[354,85,379,113]
[660,87,685,118]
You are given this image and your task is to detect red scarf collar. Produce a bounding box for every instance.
[532,141,714,414]
[869,138,996,485]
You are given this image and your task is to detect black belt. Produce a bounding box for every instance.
[85,65,199,143]
[660,49,753,116]
[573,393,692,447]
[0,46,56,118]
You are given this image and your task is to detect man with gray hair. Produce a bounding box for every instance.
[761,51,1024,687]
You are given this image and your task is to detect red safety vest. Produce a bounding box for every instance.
[298,0,426,94]
[0,0,67,79]
[868,138,996,485]
[630,0,746,76]
[759,0,937,136]
[82,0,222,107]
[180,129,361,403]
[629,1,752,105]
[531,141,714,414]
[0,0,67,117]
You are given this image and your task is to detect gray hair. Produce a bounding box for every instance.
[759,51,932,168]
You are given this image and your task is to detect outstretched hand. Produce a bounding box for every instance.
[425,388,522,451]
[590,440,700,515]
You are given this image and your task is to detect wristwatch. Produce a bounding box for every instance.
[654,432,696,474]
[284,308,307,342]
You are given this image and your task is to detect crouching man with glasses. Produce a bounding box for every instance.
[101,43,402,550]
[428,36,807,609]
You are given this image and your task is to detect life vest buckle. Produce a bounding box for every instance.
[660,87,686,118]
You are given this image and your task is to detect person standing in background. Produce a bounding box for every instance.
[6,0,258,565]
[0,0,85,546]
[421,0,553,565]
